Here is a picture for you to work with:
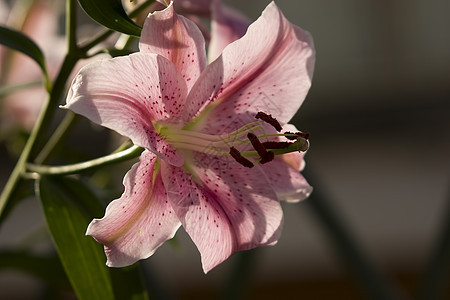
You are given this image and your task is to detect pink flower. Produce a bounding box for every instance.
[64,1,315,273]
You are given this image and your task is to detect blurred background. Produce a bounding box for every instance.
[1,0,449,299]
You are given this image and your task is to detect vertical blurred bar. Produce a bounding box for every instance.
[221,248,259,300]
[303,168,399,300]
[418,186,450,300]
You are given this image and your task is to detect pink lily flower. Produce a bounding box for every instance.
[64,1,315,273]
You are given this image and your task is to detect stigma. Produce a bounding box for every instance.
[157,112,309,168]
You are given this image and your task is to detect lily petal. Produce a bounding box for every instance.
[208,0,250,63]
[64,53,187,166]
[184,1,315,131]
[161,156,283,273]
[140,1,206,92]
[260,157,312,203]
[86,151,181,267]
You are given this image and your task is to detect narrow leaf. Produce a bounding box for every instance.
[54,176,105,219]
[77,0,142,36]
[110,265,148,300]
[60,177,149,299]
[37,176,114,300]
[0,25,49,80]
[37,176,149,300]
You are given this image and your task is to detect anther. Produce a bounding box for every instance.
[230,147,254,168]
[255,112,282,132]
[247,132,273,164]
[260,151,274,164]
[284,131,310,140]
[262,141,292,149]
[298,132,310,139]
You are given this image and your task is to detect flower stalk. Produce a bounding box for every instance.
[0,0,81,217]
[27,145,143,176]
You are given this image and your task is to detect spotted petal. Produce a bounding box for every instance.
[184,1,315,131]
[64,53,187,166]
[161,156,283,273]
[140,1,206,92]
[86,151,181,267]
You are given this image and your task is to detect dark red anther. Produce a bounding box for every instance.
[229,147,254,168]
[284,131,310,140]
[247,132,273,164]
[261,141,292,149]
[260,150,274,164]
[247,132,267,157]
[284,131,297,140]
[255,112,282,132]
[298,132,310,139]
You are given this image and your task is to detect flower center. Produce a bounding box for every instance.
[157,112,309,168]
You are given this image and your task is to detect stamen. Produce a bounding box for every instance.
[229,147,254,168]
[299,132,310,139]
[159,119,309,167]
[255,112,282,132]
[247,132,267,156]
[262,141,292,149]
[247,132,273,164]
[260,151,274,164]
[284,131,310,140]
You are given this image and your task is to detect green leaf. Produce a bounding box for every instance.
[106,47,136,58]
[0,25,49,82]
[37,176,114,300]
[37,176,149,300]
[111,265,148,300]
[54,176,106,219]
[77,0,142,36]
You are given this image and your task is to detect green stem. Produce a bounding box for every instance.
[0,94,49,217]
[0,80,42,97]
[418,188,450,300]
[33,0,157,163]
[33,111,78,164]
[0,0,80,218]
[79,29,115,53]
[27,145,143,176]
[30,53,79,159]
[66,0,78,54]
